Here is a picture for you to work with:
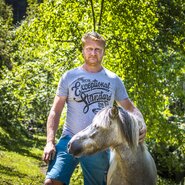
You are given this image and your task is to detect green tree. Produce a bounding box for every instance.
[0,0,13,73]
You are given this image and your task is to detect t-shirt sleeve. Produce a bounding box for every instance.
[115,76,128,101]
[56,72,68,96]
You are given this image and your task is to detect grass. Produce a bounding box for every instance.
[0,126,45,185]
[0,124,84,185]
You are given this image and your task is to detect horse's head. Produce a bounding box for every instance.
[68,106,139,157]
[68,106,122,157]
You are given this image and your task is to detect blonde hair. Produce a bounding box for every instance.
[81,32,106,48]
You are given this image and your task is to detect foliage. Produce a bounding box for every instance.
[0,0,184,183]
[147,122,185,183]
[0,0,13,73]
[70,165,84,185]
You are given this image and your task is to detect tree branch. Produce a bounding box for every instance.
[98,0,104,31]
[89,0,96,32]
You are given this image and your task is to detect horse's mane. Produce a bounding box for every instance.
[117,107,139,151]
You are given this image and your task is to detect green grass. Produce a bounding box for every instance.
[0,125,84,185]
[0,126,45,185]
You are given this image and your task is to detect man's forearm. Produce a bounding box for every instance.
[46,110,61,144]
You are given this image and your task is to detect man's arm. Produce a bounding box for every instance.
[117,98,147,143]
[43,95,67,163]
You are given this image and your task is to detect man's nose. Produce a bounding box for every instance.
[90,49,97,55]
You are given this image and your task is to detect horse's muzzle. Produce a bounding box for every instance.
[67,140,83,157]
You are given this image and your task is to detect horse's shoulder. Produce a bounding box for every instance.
[139,143,147,152]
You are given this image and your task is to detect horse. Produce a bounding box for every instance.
[68,106,157,185]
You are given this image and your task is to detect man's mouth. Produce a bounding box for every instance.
[89,57,97,60]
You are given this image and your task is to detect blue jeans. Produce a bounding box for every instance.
[46,135,109,185]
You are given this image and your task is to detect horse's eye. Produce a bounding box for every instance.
[94,124,98,128]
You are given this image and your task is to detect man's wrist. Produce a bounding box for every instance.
[46,140,55,144]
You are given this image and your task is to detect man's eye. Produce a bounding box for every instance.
[86,48,93,51]
[95,48,101,52]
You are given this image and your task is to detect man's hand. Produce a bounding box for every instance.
[42,141,56,163]
[139,122,147,143]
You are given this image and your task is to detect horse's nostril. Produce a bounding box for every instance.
[67,142,71,149]
[67,140,82,156]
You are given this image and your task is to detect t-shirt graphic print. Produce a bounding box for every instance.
[71,77,112,114]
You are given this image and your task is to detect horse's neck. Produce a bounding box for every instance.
[111,144,145,166]
[112,145,136,164]
[108,145,137,183]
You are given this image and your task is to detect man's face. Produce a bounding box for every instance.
[82,38,105,66]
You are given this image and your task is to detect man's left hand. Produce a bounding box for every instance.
[139,124,147,143]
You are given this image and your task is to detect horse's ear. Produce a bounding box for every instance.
[110,105,119,118]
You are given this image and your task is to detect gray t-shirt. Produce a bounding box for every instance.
[56,66,128,136]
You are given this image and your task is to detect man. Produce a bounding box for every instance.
[43,32,146,185]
